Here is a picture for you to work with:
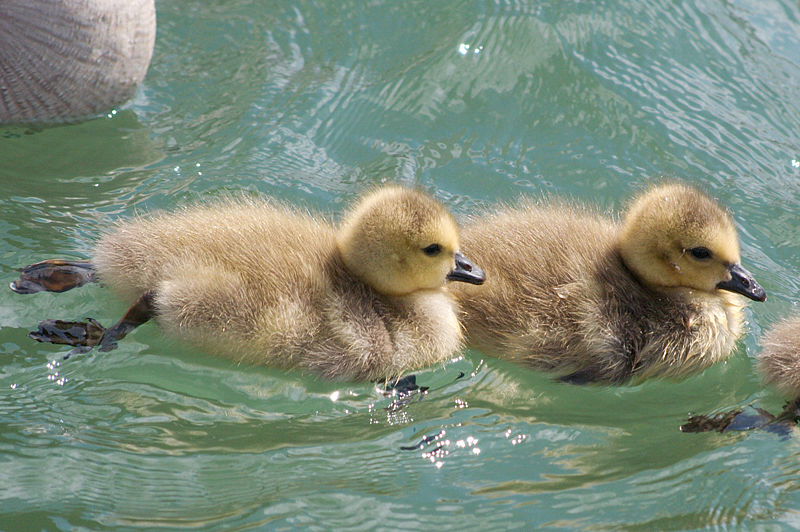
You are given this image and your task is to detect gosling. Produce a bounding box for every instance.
[681,316,800,433]
[11,187,485,381]
[452,183,765,384]
[758,316,800,398]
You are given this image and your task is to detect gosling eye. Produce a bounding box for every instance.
[689,247,712,260]
[422,243,442,257]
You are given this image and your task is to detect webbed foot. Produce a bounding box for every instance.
[26,290,156,358]
[680,409,744,433]
[383,374,428,395]
[29,318,106,346]
[29,318,106,359]
[10,259,96,294]
[682,403,799,436]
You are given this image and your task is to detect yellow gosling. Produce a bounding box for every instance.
[453,184,765,384]
[16,187,485,381]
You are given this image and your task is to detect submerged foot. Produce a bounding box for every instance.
[680,405,795,437]
[27,317,131,359]
[29,318,106,347]
[379,375,430,412]
[383,374,427,396]
[10,259,96,294]
[27,290,156,358]
[680,409,746,433]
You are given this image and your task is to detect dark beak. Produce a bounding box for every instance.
[716,263,766,302]
[446,251,485,285]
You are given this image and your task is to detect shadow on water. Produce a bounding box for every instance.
[0,110,163,185]
[0,110,165,257]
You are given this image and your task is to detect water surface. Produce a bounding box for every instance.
[3,0,800,529]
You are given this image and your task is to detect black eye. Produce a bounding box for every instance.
[422,243,442,256]
[689,247,712,260]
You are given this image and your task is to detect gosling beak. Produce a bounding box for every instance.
[446,251,485,285]
[716,263,766,302]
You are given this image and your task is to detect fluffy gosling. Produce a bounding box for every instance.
[453,183,765,384]
[11,187,485,381]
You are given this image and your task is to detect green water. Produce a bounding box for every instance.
[2,0,800,529]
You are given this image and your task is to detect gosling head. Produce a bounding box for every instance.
[618,184,765,302]
[336,186,485,296]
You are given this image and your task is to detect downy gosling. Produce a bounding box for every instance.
[759,315,800,398]
[452,183,765,384]
[11,187,485,381]
[681,316,800,434]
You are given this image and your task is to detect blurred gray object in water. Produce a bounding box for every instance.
[0,0,156,124]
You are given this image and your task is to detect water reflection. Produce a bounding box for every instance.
[0,111,163,185]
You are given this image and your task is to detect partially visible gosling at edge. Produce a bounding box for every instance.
[11,187,485,381]
[681,316,800,434]
[759,316,800,398]
[452,183,766,384]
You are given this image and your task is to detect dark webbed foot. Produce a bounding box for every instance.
[380,375,428,411]
[10,259,96,294]
[680,400,800,436]
[29,318,106,346]
[680,406,779,433]
[29,319,105,359]
[383,375,427,395]
[680,410,744,433]
[26,290,156,358]
[725,407,777,431]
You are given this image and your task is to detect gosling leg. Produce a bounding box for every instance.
[97,290,156,352]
